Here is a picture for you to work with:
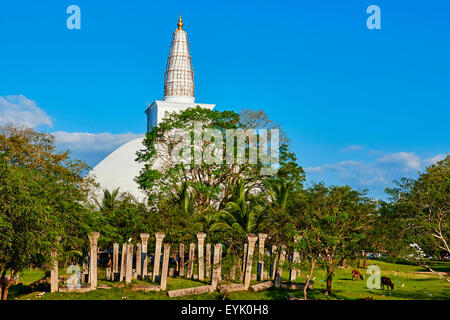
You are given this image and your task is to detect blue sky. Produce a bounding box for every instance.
[0,0,448,199]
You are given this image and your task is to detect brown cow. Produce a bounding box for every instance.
[381,276,394,290]
[352,270,364,280]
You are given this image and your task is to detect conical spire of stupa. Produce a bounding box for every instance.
[163,15,195,103]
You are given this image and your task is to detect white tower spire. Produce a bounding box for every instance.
[163,15,195,103]
[89,15,216,203]
[145,15,214,131]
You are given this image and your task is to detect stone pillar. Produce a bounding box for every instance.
[205,243,211,279]
[50,237,61,293]
[140,233,150,278]
[243,234,258,289]
[125,243,133,283]
[240,243,248,281]
[289,249,300,282]
[196,233,206,281]
[270,245,278,280]
[211,244,222,290]
[179,243,185,277]
[218,244,223,281]
[119,243,127,281]
[88,232,100,289]
[160,244,170,290]
[113,243,119,280]
[152,232,165,282]
[135,243,142,279]
[257,233,267,281]
[275,246,287,287]
[187,242,195,279]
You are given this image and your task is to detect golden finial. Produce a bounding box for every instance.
[177,14,183,30]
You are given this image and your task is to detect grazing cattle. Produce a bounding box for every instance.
[381,276,394,290]
[352,270,364,280]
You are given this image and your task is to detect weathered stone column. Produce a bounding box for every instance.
[135,243,142,279]
[257,233,267,281]
[140,233,150,278]
[119,243,127,281]
[240,243,248,281]
[152,232,165,282]
[218,244,223,281]
[289,249,300,282]
[50,237,61,293]
[211,244,222,290]
[125,243,134,283]
[270,245,278,280]
[205,243,211,279]
[179,243,185,277]
[187,242,195,279]
[275,246,287,287]
[113,243,119,280]
[196,233,206,281]
[88,232,100,289]
[160,244,170,290]
[243,234,258,289]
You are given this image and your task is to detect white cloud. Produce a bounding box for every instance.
[340,145,365,152]
[423,153,448,166]
[0,95,52,128]
[53,131,145,167]
[376,152,420,171]
[305,152,447,199]
[53,131,144,152]
[306,160,386,187]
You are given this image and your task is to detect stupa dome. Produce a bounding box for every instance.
[88,137,146,202]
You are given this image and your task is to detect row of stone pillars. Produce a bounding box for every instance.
[50,231,301,293]
[242,233,301,289]
[110,233,156,283]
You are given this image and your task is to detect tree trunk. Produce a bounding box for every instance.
[304,260,315,300]
[326,266,332,295]
[363,252,368,269]
[0,270,5,300]
[2,269,14,300]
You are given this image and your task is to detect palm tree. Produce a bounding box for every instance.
[209,179,266,237]
[169,182,195,214]
[99,187,120,212]
[267,179,295,210]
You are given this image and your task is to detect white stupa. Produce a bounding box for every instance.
[88,16,215,202]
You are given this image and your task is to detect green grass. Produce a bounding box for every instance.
[10,260,450,300]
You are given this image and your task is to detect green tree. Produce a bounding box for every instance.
[291,184,376,295]
[0,126,95,299]
[98,187,120,212]
[382,155,450,282]
[136,107,301,213]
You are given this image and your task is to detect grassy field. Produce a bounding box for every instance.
[9,259,450,300]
